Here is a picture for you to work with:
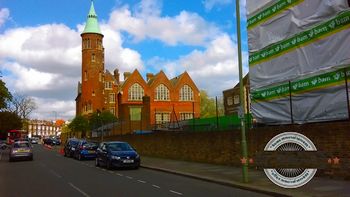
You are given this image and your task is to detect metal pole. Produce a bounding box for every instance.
[288,81,294,124]
[192,102,195,132]
[235,0,249,183]
[216,96,219,129]
[344,68,350,119]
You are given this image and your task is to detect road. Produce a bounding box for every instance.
[0,145,271,197]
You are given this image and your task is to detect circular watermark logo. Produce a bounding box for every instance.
[264,132,317,188]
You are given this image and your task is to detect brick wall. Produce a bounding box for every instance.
[103,120,350,178]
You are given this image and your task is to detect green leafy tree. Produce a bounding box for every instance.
[0,111,22,138]
[68,115,89,138]
[200,90,224,118]
[0,76,12,110]
[89,111,117,130]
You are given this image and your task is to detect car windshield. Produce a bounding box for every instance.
[14,143,30,148]
[108,143,133,151]
[70,140,78,145]
[83,142,98,148]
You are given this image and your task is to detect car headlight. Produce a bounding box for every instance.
[111,156,121,160]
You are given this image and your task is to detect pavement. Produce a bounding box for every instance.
[140,156,350,197]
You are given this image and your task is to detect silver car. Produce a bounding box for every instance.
[9,141,33,161]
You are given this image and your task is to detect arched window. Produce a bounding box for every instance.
[155,84,170,101]
[128,83,144,101]
[180,85,194,101]
[91,54,95,62]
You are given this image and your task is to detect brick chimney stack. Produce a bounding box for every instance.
[114,69,120,84]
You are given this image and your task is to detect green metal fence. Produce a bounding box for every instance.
[183,114,253,132]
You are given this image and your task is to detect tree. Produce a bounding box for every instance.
[200,90,224,118]
[89,111,117,130]
[0,111,22,135]
[68,115,89,138]
[0,75,12,110]
[8,93,37,120]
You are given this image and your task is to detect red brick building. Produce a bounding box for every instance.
[76,2,200,130]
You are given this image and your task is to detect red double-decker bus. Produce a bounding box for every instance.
[7,130,24,145]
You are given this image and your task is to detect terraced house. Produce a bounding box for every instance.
[75,2,200,131]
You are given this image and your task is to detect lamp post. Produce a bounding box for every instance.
[235,0,249,183]
[97,111,104,142]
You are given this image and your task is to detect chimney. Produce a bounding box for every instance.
[124,72,131,81]
[146,73,154,81]
[114,69,120,84]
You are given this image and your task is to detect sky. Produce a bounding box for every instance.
[0,0,248,121]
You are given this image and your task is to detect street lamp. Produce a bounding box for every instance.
[235,0,249,183]
[97,111,104,142]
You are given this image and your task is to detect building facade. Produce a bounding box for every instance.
[76,2,200,130]
[27,120,62,138]
[223,74,250,116]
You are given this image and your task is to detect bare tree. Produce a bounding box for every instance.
[9,93,37,120]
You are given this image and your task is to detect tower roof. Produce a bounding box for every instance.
[82,1,102,35]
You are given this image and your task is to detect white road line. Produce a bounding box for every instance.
[49,170,62,178]
[152,185,160,189]
[68,182,90,197]
[169,190,183,196]
[137,180,146,183]
[126,176,133,179]
[116,173,123,176]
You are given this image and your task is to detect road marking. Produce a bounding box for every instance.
[126,176,133,179]
[152,185,160,189]
[68,182,90,197]
[102,169,106,171]
[49,170,62,178]
[169,190,183,196]
[109,171,114,174]
[116,173,123,176]
[137,180,146,183]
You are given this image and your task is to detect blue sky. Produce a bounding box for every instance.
[0,0,248,120]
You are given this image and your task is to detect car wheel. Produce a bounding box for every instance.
[29,156,33,161]
[9,157,13,162]
[95,158,99,166]
[64,151,67,157]
[78,154,82,161]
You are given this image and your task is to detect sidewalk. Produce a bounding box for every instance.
[140,156,350,197]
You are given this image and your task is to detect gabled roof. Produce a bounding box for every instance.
[170,73,185,86]
[82,1,102,35]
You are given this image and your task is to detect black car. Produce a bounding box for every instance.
[95,141,140,170]
[73,140,98,160]
[63,138,80,157]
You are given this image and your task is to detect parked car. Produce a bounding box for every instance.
[0,140,7,150]
[64,138,80,157]
[30,137,39,144]
[73,140,98,160]
[9,141,33,161]
[95,141,140,170]
[43,137,60,146]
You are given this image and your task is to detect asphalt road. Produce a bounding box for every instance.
[0,145,271,197]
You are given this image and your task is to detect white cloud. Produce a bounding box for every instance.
[30,97,76,121]
[0,20,143,120]
[147,34,247,96]
[203,0,232,11]
[108,3,220,46]
[0,8,10,27]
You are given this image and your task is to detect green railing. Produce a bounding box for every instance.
[184,114,253,132]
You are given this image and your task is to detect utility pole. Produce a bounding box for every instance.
[235,0,249,183]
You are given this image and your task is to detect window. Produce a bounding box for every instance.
[130,107,141,121]
[180,113,193,120]
[234,95,240,104]
[155,113,170,124]
[227,97,233,106]
[155,84,170,101]
[105,81,113,89]
[99,72,102,82]
[92,91,95,97]
[128,83,144,101]
[91,54,95,62]
[109,93,115,103]
[87,39,91,48]
[180,85,194,101]
[110,107,115,115]
[84,71,87,81]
